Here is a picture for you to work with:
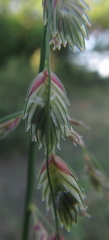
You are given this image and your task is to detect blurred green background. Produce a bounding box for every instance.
[0,0,109,239]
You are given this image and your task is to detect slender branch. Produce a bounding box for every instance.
[45,1,60,239]
[0,111,23,123]
[29,204,54,231]
[21,25,46,240]
[36,208,54,231]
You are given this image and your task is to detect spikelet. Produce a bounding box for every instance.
[42,0,91,51]
[37,154,90,231]
[23,69,71,154]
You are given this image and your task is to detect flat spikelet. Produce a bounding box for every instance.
[37,154,90,231]
[43,0,91,51]
[23,70,71,154]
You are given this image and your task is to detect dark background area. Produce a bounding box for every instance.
[0,0,109,239]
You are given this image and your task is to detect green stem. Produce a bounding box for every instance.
[21,142,36,240]
[39,24,47,72]
[45,1,60,239]
[21,25,46,240]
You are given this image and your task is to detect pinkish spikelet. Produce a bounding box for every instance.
[24,69,71,153]
[39,154,74,177]
[0,116,22,139]
[44,69,66,93]
[38,153,88,230]
[39,154,54,176]
[51,72,67,93]
[9,118,21,130]
[53,155,74,177]
[28,72,46,97]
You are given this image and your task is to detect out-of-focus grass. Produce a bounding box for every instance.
[0,56,109,240]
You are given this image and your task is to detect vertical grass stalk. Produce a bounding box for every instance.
[45,1,60,239]
[21,25,46,240]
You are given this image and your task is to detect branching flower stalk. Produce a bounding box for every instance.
[23,0,92,239]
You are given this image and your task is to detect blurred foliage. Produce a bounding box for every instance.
[0,0,43,65]
[0,14,43,65]
[88,0,109,29]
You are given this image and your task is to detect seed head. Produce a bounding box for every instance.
[37,154,90,231]
[23,70,71,153]
[43,0,91,51]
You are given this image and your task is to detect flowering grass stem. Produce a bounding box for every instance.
[45,1,60,239]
